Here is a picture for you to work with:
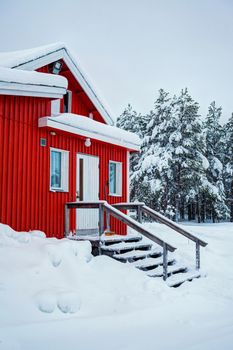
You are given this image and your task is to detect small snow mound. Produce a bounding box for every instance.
[144,278,166,294]
[35,290,56,313]
[16,232,31,244]
[30,230,46,239]
[72,240,92,262]
[57,291,81,313]
[45,244,62,267]
[0,223,15,238]
[0,223,31,244]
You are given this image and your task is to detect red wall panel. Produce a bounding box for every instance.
[0,95,128,238]
[37,62,106,123]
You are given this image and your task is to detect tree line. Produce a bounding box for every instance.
[117,88,233,223]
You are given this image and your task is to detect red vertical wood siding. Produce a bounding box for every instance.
[0,94,128,238]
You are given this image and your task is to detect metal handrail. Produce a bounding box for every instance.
[113,202,207,246]
[103,202,175,252]
[65,200,176,280]
[113,202,208,270]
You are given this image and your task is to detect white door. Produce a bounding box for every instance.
[76,154,99,235]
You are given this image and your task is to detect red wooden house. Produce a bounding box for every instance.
[0,43,140,238]
[0,43,207,285]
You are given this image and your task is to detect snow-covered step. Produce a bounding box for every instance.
[133,256,175,270]
[166,270,201,287]
[113,247,162,262]
[147,263,187,277]
[97,231,202,288]
[101,241,152,253]
[100,233,142,245]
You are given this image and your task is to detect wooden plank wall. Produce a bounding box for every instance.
[0,94,128,238]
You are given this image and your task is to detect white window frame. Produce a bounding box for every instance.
[51,99,61,116]
[109,161,122,197]
[50,147,69,192]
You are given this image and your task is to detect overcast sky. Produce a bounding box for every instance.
[0,0,232,123]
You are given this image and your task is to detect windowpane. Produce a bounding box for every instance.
[109,162,116,194]
[51,151,61,188]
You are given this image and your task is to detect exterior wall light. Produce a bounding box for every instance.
[49,60,63,75]
[85,138,91,147]
[50,131,56,136]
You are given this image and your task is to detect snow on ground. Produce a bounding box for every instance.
[0,222,233,350]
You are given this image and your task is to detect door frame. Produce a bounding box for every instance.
[76,153,100,234]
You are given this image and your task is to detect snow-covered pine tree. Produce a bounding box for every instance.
[203,102,229,222]
[116,103,147,138]
[166,88,210,222]
[135,88,211,222]
[131,89,175,215]
[119,90,230,223]
[116,104,151,199]
[223,113,233,221]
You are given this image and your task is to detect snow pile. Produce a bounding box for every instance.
[35,290,81,314]
[0,222,233,350]
[0,223,167,327]
[0,223,94,320]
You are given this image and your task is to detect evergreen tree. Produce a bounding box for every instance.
[132,88,210,222]
[203,102,229,221]
[118,89,231,223]
[131,89,173,214]
[223,113,233,221]
[116,104,146,138]
[116,104,152,197]
[167,88,208,222]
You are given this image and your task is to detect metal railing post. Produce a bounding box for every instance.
[65,204,70,237]
[163,243,168,281]
[98,203,104,255]
[106,211,110,231]
[137,206,142,223]
[196,241,200,270]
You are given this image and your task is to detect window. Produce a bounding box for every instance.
[63,90,72,113]
[51,99,60,116]
[109,161,122,196]
[50,148,69,192]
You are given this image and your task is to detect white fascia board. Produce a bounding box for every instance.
[0,81,66,98]
[38,117,140,151]
[15,48,114,126]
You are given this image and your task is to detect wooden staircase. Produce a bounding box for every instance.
[99,233,201,287]
[65,201,207,287]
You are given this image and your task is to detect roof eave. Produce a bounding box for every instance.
[0,81,66,98]
[38,116,140,151]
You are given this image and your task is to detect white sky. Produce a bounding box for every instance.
[0,0,232,123]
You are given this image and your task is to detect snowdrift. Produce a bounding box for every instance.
[0,223,168,327]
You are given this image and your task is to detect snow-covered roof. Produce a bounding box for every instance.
[0,43,114,125]
[0,66,67,98]
[39,113,141,151]
[0,43,65,69]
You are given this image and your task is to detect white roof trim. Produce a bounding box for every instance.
[0,44,114,125]
[0,84,65,98]
[38,114,140,151]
